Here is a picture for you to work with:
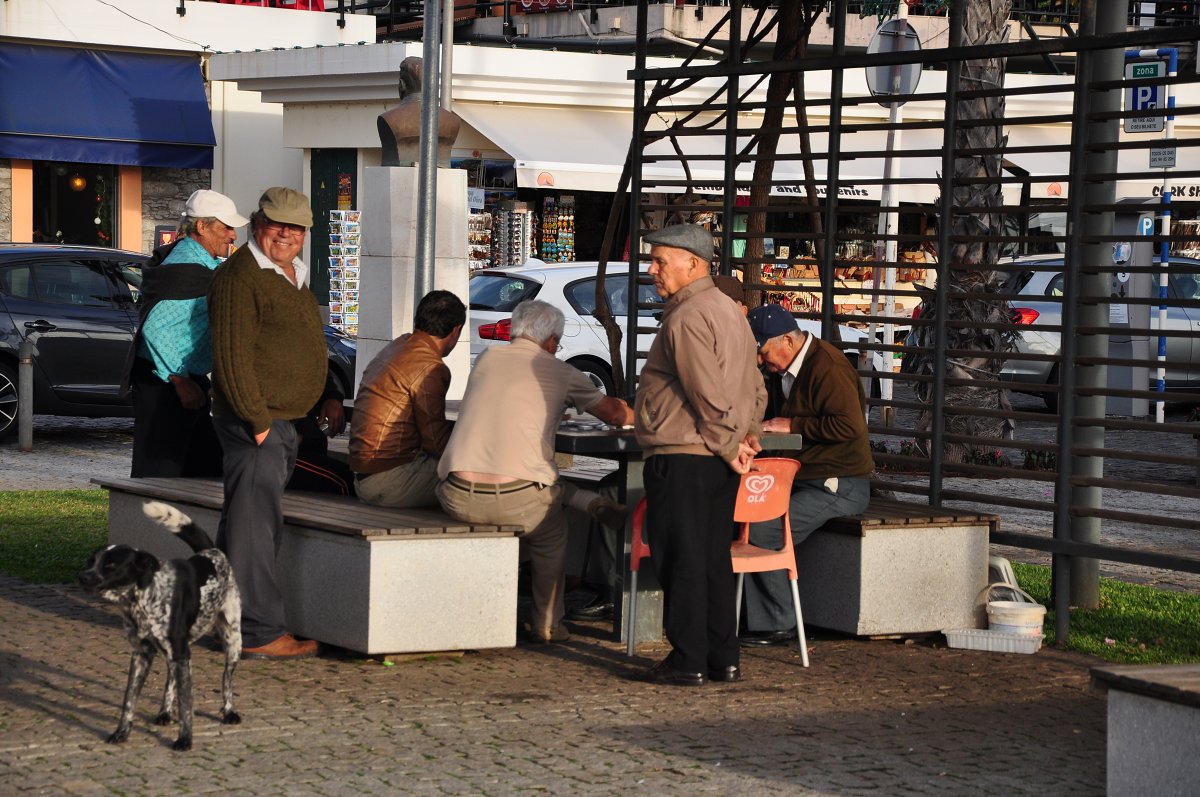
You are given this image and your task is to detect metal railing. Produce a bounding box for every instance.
[622,0,1200,635]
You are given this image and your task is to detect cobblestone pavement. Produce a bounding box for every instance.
[0,575,1106,797]
[0,413,1117,795]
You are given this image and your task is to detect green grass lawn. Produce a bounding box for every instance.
[0,490,108,584]
[1014,562,1200,665]
[1,489,1197,665]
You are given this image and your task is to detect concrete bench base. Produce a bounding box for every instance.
[796,499,994,637]
[98,477,520,656]
[1093,665,1200,797]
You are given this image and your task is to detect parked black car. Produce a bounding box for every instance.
[0,243,356,440]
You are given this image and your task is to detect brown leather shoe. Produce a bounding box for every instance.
[243,633,318,660]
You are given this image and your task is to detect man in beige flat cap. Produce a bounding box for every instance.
[208,187,334,661]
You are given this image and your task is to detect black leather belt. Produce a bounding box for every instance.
[445,474,537,494]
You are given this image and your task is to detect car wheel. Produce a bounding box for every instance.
[0,362,18,440]
[568,358,615,396]
[1043,364,1060,413]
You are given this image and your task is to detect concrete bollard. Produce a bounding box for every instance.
[18,338,36,453]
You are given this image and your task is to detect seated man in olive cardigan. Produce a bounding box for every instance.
[739,304,875,648]
[208,187,338,661]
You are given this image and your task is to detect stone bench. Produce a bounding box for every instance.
[93,476,522,656]
[796,497,996,637]
[1091,664,1200,796]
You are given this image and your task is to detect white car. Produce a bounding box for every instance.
[468,260,880,395]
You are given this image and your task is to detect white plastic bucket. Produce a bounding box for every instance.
[982,583,1046,636]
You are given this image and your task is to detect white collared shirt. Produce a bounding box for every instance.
[780,331,813,399]
[246,239,308,289]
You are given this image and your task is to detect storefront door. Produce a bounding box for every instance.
[310,148,357,306]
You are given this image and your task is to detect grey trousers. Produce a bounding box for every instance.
[355,451,440,508]
[214,415,298,648]
[742,475,871,633]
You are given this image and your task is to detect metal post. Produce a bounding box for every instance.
[1070,0,1126,610]
[18,339,35,453]
[414,0,443,300]
[928,1,962,508]
[441,0,455,112]
[1123,46,1178,424]
[819,0,847,340]
[867,0,910,411]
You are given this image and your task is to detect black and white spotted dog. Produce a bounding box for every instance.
[79,501,241,751]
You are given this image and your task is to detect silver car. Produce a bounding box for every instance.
[1000,254,1200,410]
[469,260,880,396]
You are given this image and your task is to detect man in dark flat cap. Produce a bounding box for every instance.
[633,223,766,687]
[738,304,874,648]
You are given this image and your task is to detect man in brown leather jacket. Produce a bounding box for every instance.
[349,290,465,507]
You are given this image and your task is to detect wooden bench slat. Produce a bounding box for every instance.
[822,497,998,535]
[92,476,522,539]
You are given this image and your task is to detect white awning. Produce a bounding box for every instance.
[456,103,1187,204]
[455,103,946,202]
[455,104,634,193]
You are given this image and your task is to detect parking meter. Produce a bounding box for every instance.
[1107,201,1156,417]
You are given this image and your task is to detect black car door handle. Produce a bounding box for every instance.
[24,320,56,332]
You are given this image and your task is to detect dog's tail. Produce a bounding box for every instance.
[142,501,217,553]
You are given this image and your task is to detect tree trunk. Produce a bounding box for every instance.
[912,0,1017,464]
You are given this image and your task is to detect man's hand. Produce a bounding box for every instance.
[728,440,758,474]
[743,432,763,454]
[170,375,206,410]
[761,416,791,434]
[591,396,635,427]
[317,398,346,437]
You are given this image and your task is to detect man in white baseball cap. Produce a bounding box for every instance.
[129,188,249,478]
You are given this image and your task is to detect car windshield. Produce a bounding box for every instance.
[469,273,541,311]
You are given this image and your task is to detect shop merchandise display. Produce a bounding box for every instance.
[539,196,575,263]
[469,211,493,270]
[328,209,361,337]
[492,201,537,267]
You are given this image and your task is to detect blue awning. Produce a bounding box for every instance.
[0,43,216,170]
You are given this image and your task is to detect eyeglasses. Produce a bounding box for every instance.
[263,220,307,238]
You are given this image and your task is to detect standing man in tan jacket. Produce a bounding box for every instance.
[349,290,465,507]
[634,223,766,687]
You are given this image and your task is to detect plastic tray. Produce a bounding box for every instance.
[942,628,1044,654]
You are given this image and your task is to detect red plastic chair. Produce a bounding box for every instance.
[730,457,809,667]
[625,496,651,657]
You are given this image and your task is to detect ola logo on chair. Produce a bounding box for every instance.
[743,474,775,502]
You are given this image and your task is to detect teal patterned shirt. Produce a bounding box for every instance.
[137,236,222,382]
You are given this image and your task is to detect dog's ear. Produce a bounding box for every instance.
[134,551,160,590]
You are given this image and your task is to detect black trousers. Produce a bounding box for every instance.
[643,454,740,674]
[129,358,222,478]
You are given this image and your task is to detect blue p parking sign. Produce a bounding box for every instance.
[1125,61,1166,133]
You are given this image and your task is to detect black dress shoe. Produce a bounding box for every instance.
[566,600,614,621]
[739,629,799,648]
[640,658,706,687]
[709,665,741,683]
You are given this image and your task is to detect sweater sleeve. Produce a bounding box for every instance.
[209,262,271,433]
[789,349,867,443]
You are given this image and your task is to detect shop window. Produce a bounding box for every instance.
[32,162,117,247]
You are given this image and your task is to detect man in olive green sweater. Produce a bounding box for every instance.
[739,304,875,647]
[209,187,335,660]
